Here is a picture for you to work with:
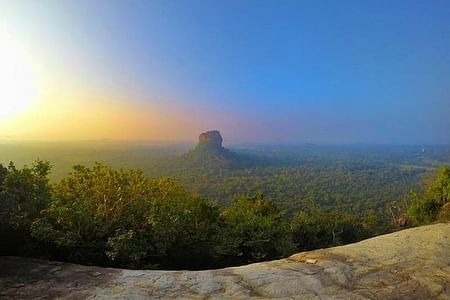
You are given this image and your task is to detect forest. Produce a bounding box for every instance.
[0,156,448,270]
[2,143,449,217]
[144,143,449,218]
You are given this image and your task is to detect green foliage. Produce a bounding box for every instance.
[31,163,154,264]
[0,163,8,228]
[3,158,446,270]
[31,164,221,268]
[291,208,384,250]
[438,203,450,221]
[0,160,51,255]
[2,142,439,217]
[216,193,295,265]
[407,166,450,225]
[149,154,426,217]
[146,181,220,268]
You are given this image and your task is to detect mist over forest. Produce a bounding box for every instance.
[1,132,449,269]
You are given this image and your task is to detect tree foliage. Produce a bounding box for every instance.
[30,163,221,268]
[1,160,446,269]
[407,166,450,224]
[291,209,383,250]
[215,193,294,265]
[0,160,51,255]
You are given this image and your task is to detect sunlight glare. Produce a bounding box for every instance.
[0,31,37,121]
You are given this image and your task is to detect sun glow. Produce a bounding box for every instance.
[0,31,37,121]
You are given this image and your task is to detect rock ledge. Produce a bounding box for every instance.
[1,223,449,299]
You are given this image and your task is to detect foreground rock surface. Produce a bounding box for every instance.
[1,223,449,299]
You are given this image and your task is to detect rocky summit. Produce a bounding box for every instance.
[181,130,239,168]
[198,130,224,148]
[1,223,449,299]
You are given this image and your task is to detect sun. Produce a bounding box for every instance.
[0,32,37,121]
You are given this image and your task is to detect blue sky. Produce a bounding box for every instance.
[2,0,449,144]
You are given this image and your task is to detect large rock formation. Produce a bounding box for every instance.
[181,130,239,168]
[198,130,223,148]
[1,223,450,299]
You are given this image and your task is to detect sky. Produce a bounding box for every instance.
[0,0,449,144]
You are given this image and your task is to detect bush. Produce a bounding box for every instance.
[0,161,51,255]
[31,163,221,268]
[407,166,450,224]
[215,193,295,265]
[438,203,450,222]
[291,209,377,250]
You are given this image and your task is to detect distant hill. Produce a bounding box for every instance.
[181,130,240,169]
[149,130,265,174]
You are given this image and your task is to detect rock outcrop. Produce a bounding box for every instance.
[1,223,449,299]
[181,130,239,168]
[198,130,223,148]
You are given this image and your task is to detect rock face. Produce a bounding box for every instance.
[1,223,450,299]
[198,130,223,148]
[184,130,238,168]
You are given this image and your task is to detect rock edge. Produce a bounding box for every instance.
[1,223,449,299]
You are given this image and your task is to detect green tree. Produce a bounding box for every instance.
[291,208,368,251]
[31,163,156,264]
[0,160,51,255]
[407,166,450,224]
[31,163,221,269]
[144,178,220,268]
[216,193,295,265]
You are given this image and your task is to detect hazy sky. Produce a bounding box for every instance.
[0,0,449,144]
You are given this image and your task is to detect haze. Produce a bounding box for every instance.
[0,0,449,144]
